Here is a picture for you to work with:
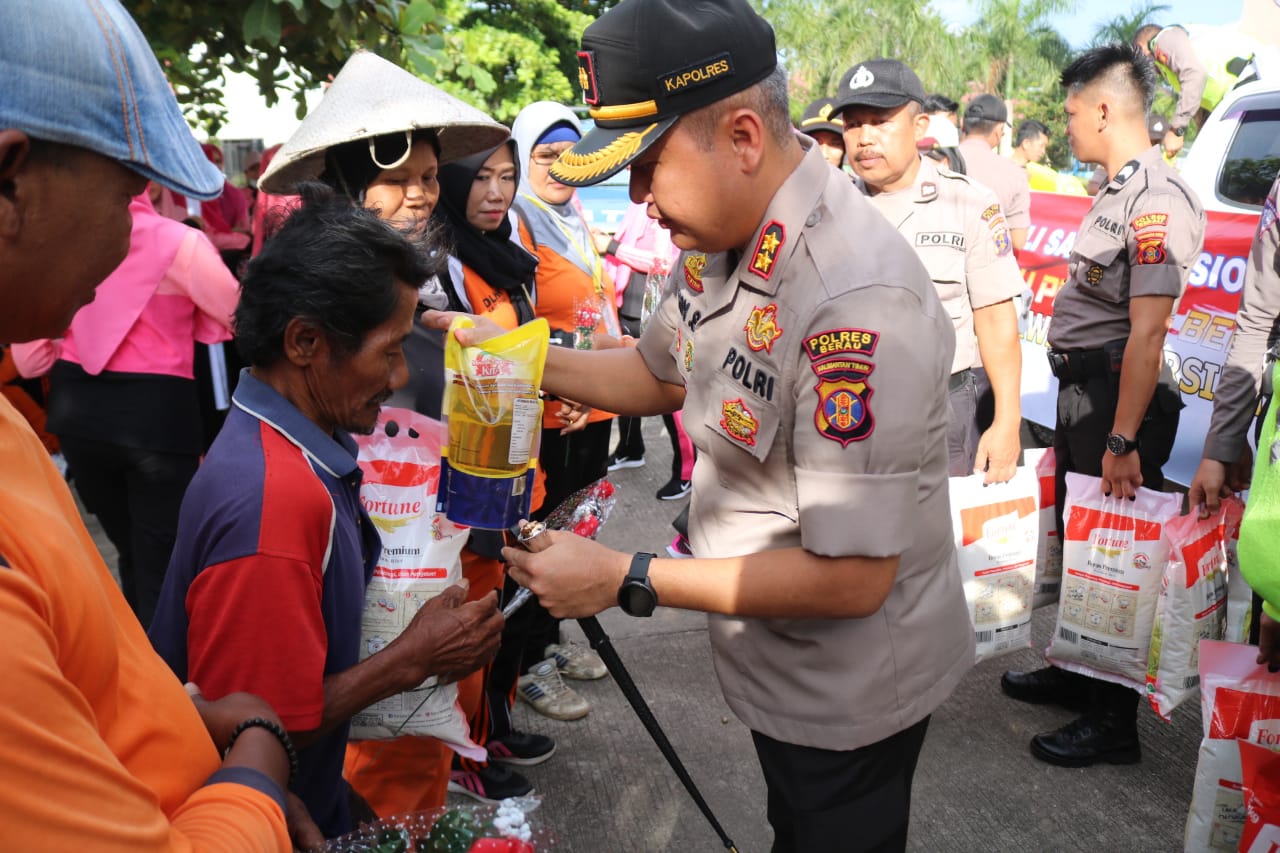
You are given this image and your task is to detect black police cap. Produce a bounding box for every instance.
[549,0,777,187]
[830,59,926,117]
[798,97,843,137]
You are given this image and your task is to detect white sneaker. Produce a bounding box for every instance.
[545,641,608,680]
[517,658,590,720]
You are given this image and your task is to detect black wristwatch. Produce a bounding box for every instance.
[617,552,658,617]
[1106,432,1139,456]
[1172,126,1186,137]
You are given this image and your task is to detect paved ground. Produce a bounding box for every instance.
[81,417,1204,852]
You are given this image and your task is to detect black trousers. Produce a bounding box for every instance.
[59,434,199,627]
[1051,369,1181,719]
[752,716,931,853]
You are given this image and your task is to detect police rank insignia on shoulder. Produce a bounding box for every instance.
[683,253,706,292]
[1136,232,1167,265]
[744,303,783,353]
[1085,264,1104,285]
[720,398,759,446]
[749,221,785,280]
[802,329,878,446]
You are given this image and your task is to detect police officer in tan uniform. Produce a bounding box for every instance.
[797,96,846,169]
[1002,43,1206,767]
[428,1,974,848]
[959,94,1031,251]
[832,59,1025,483]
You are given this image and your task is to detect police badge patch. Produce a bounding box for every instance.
[1136,232,1167,265]
[744,303,783,353]
[683,253,706,292]
[1086,264,1104,285]
[1261,195,1278,233]
[802,329,878,445]
[720,398,759,446]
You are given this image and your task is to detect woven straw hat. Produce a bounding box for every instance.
[260,51,508,194]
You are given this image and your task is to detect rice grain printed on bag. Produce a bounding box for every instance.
[948,468,1039,662]
[1046,472,1181,692]
[1185,640,1280,852]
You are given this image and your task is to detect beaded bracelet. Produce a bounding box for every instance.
[224,716,298,785]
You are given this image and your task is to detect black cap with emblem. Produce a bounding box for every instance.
[798,97,843,137]
[829,58,926,116]
[549,0,777,187]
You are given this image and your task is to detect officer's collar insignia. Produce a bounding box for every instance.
[1086,264,1104,285]
[1112,161,1138,186]
[577,51,600,105]
[550,124,657,184]
[749,221,786,280]
[684,253,706,292]
[744,303,784,354]
[719,398,759,447]
[848,65,874,90]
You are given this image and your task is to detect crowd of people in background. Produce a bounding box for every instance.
[3,0,1280,850]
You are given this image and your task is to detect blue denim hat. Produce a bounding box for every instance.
[0,0,224,200]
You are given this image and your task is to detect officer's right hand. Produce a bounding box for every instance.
[394,586,503,685]
[420,309,508,347]
[1187,457,1231,518]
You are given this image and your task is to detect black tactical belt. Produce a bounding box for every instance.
[1047,348,1122,384]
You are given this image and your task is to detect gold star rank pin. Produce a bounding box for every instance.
[750,221,785,280]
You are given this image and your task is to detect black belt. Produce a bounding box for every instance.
[1047,348,1122,384]
[949,368,972,392]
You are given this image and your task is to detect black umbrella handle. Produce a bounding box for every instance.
[577,616,739,852]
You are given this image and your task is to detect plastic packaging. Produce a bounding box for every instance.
[1046,472,1182,692]
[439,317,549,529]
[1185,640,1280,852]
[349,408,481,759]
[1240,739,1280,852]
[1145,499,1239,721]
[948,468,1039,662]
[1023,447,1063,608]
[323,798,554,852]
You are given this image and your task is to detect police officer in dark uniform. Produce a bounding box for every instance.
[1001,43,1206,767]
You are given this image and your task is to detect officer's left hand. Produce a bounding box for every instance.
[503,532,629,618]
[557,398,592,433]
[1101,450,1143,499]
[974,421,1020,484]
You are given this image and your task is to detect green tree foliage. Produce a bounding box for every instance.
[1089,1,1171,47]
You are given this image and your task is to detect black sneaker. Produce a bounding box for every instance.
[447,763,534,804]
[656,477,692,500]
[607,452,645,471]
[487,730,557,766]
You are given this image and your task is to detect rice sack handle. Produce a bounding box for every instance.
[439,317,549,530]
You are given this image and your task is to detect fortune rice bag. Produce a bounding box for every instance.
[1145,498,1240,721]
[349,408,482,759]
[1023,447,1063,609]
[948,467,1039,662]
[1184,640,1280,852]
[1046,472,1181,692]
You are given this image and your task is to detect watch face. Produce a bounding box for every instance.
[1107,434,1129,455]
[621,582,656,617]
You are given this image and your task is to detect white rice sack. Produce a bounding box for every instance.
[1224,502,1253,645]
[1185,640,1280,852]
[1024,447,1063,608]
[949,467,1039,662]
[1145,499,1239,721]
[1046,472,1182,692]
[349,408,483,760]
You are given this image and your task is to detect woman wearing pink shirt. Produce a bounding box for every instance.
[12,192,239,627]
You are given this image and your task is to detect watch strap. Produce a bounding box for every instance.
[628,551,656,583]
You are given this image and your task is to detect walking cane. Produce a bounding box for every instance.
[514,522,740,853]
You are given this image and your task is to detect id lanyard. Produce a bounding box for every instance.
[520,192,621,339]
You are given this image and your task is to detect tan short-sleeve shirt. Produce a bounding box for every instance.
[636,142,974,750]
[861,156,1026,373]
[1049,146,1206,351]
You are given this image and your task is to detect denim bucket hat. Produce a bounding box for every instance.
[0,0,224,200]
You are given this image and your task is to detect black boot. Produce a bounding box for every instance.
[1029,712,1141,767]
[1000,666,1090,711]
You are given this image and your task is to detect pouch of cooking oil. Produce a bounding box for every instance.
[438,316,548,529]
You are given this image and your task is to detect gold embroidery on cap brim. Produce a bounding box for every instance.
[550,124,658,183]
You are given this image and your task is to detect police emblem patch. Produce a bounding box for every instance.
[744,303,783,353]
[1137,234,1166,265]
[811,358,875,446]
[981,204,1001,222]
[749,221,785,280]
[1086,264,1104,285]
[720,398,758,446]
[577,51,600,105]
[684,339,694,372]
[992,225,1012,257]
[684,253,706,292]
[1261,195,1278,233]
[802,328,879,360]
[1131,212,1169,230]
[848,65,874,90]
